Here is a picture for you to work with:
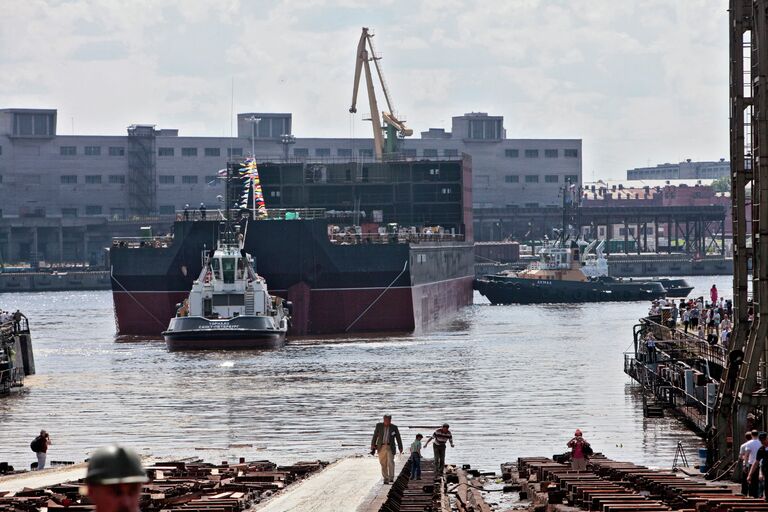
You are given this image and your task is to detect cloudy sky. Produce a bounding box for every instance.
[1,0,729,179]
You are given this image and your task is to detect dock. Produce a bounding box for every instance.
[624,316,723,433]
[0,314,34,395]
[515,454,762,511]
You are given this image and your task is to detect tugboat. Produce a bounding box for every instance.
[475,240,666,305]
[580,240,694,298]
[162,226,290,350]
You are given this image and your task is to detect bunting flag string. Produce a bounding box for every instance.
[237,157,267,217]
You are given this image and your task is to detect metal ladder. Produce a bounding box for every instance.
[244,292,255,315]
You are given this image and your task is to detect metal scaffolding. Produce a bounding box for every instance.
[710,0,767,476]
[127,125,158,216]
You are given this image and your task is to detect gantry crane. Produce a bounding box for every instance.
[349,27,413,159]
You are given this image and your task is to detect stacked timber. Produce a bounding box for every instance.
[0,458,327,512]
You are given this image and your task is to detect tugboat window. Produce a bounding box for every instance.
[222,258,236,283]
[212,258,221,280]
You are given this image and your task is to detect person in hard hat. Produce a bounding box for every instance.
[199,202,207,220]
[83,445,148,512]
[183,204,190,221]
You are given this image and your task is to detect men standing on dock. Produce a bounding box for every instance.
[83,445,148,512]
[744,430,762,497]
[567,429,592,471]
[425,423,454,476]
[30,430,50,470]
[370,415,403,484]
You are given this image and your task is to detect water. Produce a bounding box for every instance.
[0,275,729,471]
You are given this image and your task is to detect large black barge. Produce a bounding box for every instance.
[111,158,475,336]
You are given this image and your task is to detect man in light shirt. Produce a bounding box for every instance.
[370,414,403,484]
[744,430,762,497]
[740,431,755,495]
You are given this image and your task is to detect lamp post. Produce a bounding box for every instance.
[246,115,261,158]
[280,134,296,162]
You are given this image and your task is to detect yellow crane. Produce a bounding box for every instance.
[349,27,413,159]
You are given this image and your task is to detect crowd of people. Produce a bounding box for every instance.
[648,284,734,347]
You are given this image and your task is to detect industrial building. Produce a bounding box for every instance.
[626,159,730,181]
[0,108,581,261]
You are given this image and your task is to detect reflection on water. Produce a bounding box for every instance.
[0,276,727,471]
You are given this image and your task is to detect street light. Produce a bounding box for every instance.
[246,115,261,157]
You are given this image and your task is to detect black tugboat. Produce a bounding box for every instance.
[474,241,666,304]
[474,183,666,305]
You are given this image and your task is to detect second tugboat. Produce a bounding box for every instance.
[475,241,666,304]
[162,226,290,350]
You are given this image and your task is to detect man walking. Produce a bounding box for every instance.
[425,423,454,476]
[748,431,768,498]
[370,415,403,484]
[744,430,763,497]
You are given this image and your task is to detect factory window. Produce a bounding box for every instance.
[524,202,539,208]
[181,147,198,157]
[315,148,331,157]
[182,175,198,184]
[108,175,126,184]
[60,146,77,156]
[359,149,373,157]
[423,149,438,158]
[524,149,539,158]
[505,149,519,158]
[108,146,125,156]
[564,149,579,158]
[545,175,559,183]
[84,146,101,156]
[505,175,519,183]
[159,175,175,184]
[204,147,220,157]
[158,147,174,157]
[294,148,309,157]
[85,205,102,215]
[545,149,558,158]
[337,148,352,157]
[525,175,539,183]
[62,207,78,217]
[269,190,281,197]
[159,205,176,215]
[85,175,102,184]
[565,174,579,183]
[13,112,54,136]
[227,147,243,157]
[444,149,459,157]
[402,149,417,157]
[60,175,77,184]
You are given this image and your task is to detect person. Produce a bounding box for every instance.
[755,433,768,502]
[740,431,756,495]
[12,310,22,333]
[669,302,678,328]
[748,432,768,498]
[645,333,657,363]
[83,445,148,512]
[425,423,454,476]
[370,415,403,484]
[31,430,51,470]
[183,204,190,221]
[409,434,423,480]
[199,202,207,220]
[567,429,591,471]
[711,284,719,305]
[682,308,690,333]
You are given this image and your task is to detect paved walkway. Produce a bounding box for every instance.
[256,455,406,512]
[0,463,88,494]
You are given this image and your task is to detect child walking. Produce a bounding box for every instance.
[409,434,423,480]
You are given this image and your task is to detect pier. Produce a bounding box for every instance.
[0,313,34,395]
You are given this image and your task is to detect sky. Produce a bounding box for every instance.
[0,0,730,179]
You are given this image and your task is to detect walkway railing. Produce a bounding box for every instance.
[641,317,728,368]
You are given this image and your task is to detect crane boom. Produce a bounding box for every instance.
[349,27,412,159]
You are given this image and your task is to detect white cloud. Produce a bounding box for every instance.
[0,0,730,177]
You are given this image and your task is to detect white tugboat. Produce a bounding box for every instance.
[163,225,290,351]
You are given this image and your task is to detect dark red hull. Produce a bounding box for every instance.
[114,275,473,336]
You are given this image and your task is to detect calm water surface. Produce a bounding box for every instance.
[0,275,729,471]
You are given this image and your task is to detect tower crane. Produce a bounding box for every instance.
[349,27,413,159]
